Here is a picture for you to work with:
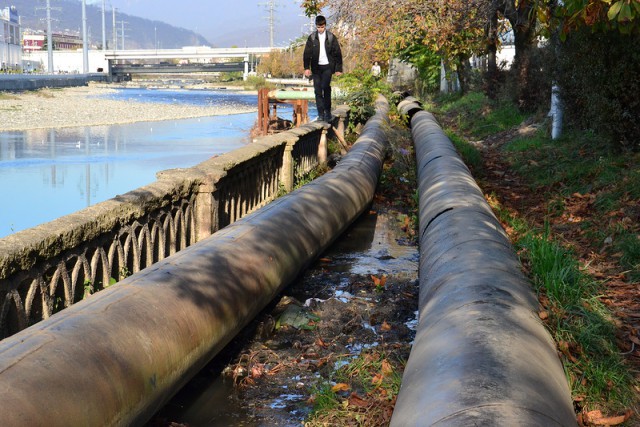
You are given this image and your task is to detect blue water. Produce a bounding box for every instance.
[0,88,260,239]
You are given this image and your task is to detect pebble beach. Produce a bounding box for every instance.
[0,83,258,132]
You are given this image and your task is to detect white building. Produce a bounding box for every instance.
[1,5,22,71]
[26,50,109,74]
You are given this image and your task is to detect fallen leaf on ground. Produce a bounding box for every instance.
[348,393,370,408]
[584,409,633,426]
[381,359,394,376]
[331,383,350,392]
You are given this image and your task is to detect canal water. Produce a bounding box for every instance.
[0,88,263,239]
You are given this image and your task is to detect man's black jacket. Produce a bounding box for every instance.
[303,30,343,74]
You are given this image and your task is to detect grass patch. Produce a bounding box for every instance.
[435,92,527,138]
[518,227,635,413]
[502,130,639,204]
[432,90,639,418]
[306,351,403,426]
[445,129,482,171]
[0,92,19,100]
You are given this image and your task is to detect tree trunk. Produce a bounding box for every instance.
[457,55,470,94]
[501,0,537,109]
[485,9,499,98]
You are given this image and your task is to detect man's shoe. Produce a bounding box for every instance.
[324,114,334,122]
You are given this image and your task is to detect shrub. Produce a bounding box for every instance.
[556,29,640,150]
[502,45,554,113]
[336,69,395,130]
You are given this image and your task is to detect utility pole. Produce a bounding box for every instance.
[46,0,54,73]
[112,8,117,51]
[37,0,60,73]
[120,20,128,50]
[101,0,106,51]
[82,0,88,73]
[260,0,278,47]
[268,0,275,48]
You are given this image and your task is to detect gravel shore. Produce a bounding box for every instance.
[0,83,258,131]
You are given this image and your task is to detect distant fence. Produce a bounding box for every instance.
[0,108,349,340]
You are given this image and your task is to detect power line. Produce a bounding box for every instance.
[36,0,60,73]
[260,0,279,48]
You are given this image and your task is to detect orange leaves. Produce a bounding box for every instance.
[371,275,387,292]
[331,383,350,392]
[380,320,392,331]
[371,359,395,387]
[347,392,371,408]
[558,340,580,363]
[578,409,633,426]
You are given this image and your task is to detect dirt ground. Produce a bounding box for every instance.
[148,124,420,427]
[476,124,640,380]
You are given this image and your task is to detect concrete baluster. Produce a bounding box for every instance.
[318,127,328,165]
[281,138,295,193]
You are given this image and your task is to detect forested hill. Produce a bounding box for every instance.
[5,0,210,49]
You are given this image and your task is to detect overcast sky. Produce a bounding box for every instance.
[103,0,315,47]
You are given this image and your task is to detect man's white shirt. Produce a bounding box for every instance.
[318,31,329,66]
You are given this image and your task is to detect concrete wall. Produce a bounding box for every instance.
[24,50,110,74]
[0,73,108,91]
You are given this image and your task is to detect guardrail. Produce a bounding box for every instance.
[0,107,349,341]
[0,97,386,426]
[390,98,577,426]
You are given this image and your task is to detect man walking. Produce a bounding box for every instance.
[303,15,343,122]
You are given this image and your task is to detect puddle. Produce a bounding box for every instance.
[318,210,419,279]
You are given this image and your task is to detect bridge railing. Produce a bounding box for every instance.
[0,109,349,340]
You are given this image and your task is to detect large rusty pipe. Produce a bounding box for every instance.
[0,98,389,426]
[390,104,577,426]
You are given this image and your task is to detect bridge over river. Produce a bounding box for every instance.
[105,47,277,80]
[21,46,280,79]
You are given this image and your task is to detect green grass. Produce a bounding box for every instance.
[445,129,482,170]
[617,233,640,282]
[503,130,638,201]
[306,351,404,426]
[433,91,639,417]
[435,92,527,138]
[509,221,635,412]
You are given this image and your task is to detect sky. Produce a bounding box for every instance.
[103,0,315,47]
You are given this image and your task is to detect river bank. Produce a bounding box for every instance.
[0,83,258,132]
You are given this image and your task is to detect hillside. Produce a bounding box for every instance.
[5,0,210,49]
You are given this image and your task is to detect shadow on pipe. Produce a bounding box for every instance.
[0,99,390,426]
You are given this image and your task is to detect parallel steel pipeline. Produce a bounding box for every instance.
[0,98,389,426]
[390,99,577,426]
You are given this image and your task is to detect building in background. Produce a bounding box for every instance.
[23,30,91,73]
[23,31,83,52]
[1,5,22,71]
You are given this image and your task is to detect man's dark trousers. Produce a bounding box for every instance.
[312,64,332,120]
